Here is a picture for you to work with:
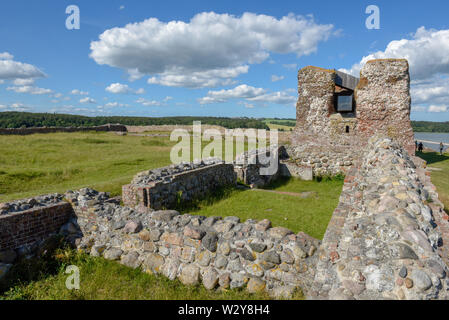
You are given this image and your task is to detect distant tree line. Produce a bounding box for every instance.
[0,112,269,130]
[411,121,449,133]
[1,112,448,132]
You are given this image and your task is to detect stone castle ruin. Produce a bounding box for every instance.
[289,59,415,177]
[1,59,449,300]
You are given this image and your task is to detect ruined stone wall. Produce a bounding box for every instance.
[234,145,286,187]
[310,136,449,300]
[295,66,336,137]
[355,59,415,156]
[69,192,319,297]
[291,66,361,177]
[292,59,416,176]
[122,160,236,211]
[284,144,355,177]
[0,124,127,135]
[0,202,73,251]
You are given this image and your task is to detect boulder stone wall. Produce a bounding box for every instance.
[65,189,320,298]
[310,136,449,300]
[122,159,237,211]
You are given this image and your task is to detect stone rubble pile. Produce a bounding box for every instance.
[311,136,449,300]
[0,193,64,215]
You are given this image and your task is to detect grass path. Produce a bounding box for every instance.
[417,151,449,213]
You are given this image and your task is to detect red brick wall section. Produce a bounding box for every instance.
[0,202,73,250]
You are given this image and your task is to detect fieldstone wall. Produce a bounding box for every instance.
[291,59,415,177]
[284,145,354,177]
[61,189,320,298]
[355,59,415,156]
[0,123,127,135]
[310,136,449,300]
[295,66,336,137]
[234,145,287,188]
[122,159,236,211]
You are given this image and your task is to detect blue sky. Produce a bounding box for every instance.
[1,0,449,121]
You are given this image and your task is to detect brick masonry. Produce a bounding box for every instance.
[0,202,73,251]
[123,163,236,211]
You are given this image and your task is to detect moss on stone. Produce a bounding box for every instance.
[300,66,336,74]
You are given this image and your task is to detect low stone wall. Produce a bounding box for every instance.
[0,201,73,251]
[123,159,236,211]
[64,189,320,298]
[0,124,127,135]
[310,136,449,300]
[285,144,355,177]
[234,145,286,187]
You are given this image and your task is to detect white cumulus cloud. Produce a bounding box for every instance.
[105,82,145,94]
[341,27,449,79]
[271,75,285,82]
[90,12,335,88]
[341,27,449,111]
[80,97,96,104]
[0,102,30,112]
[0,52,46,80]
[7,85,52,95]
[198,84,296,106]
[136,97,163,106]
[428,105,448,112]
[71,89,89,95]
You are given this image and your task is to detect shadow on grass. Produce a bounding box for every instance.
[0,236,70,296]
[174,185,239,214]
[262,176,292,190]
[263,175,345,191]
[417,151,449,165]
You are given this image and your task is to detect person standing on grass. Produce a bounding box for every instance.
[418,142,424,153]
[441,142,444,156]
[415,140,418,151]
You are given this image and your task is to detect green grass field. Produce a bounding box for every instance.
[0,132,264,202]
[263,119,296,131]
[0,131,341,300]
[181,177,343,239]
[1,247,296,300]
[0,132,176,201]
[417,151,449,213]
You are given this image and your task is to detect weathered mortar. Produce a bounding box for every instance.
[0,202,73,251]
[295,66,336,137]
[37,188,320,298]
[291,59,416,178]
[310,136,449,300]
[355,59,415,156]
[123,161,237,211]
